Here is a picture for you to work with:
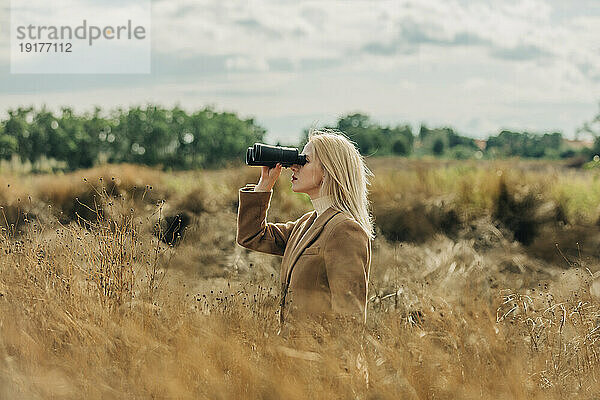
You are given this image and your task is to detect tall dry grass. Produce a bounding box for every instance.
[2,160,600,398]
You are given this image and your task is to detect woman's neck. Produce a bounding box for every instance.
[311,195,333,217]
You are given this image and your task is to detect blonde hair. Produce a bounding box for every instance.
[309,129,375,240]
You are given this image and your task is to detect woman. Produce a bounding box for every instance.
[236,130,374,329]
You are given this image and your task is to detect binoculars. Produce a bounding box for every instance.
[246,143,307,168]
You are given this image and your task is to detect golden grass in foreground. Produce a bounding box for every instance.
[2,160,600,398]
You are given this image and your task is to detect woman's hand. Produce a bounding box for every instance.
[255,163,282,192]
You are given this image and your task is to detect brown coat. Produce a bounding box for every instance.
[236,183,371,325]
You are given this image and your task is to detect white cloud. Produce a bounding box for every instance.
[225,55,269,72]
[147,0,600,88]
[0,0,599,141]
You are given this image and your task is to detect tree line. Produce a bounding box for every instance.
[0,105,598,171]
[0,105,265,170]
[302,112,599,161]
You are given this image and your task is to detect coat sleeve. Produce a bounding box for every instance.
[323,219,371,321]
[236,183,300,256]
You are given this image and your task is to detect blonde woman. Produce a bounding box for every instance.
[236,130,374,329]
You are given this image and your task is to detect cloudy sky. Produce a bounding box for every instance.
[1,0,599,144]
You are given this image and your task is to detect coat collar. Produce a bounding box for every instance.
[283,206,341,285]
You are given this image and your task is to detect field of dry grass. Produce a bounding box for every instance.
[2,159,600,399]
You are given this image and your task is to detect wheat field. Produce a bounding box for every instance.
[2,159,600,399]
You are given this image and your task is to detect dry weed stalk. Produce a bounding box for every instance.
[497,272,600,394]
[70,178,175,308]
[3,162,600,398]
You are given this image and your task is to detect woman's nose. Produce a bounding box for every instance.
[290,165,299,172]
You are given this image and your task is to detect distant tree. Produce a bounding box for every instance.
[195,110,266,168]
[486,130,564,159]
[0,105,266,171]
[300,113,414,156]
[432,138,445,155]
[1,104,589,169]
[4,107,35,163]
[577,103,600,160]
[336,113,380,155]
[590,137,600,159]
[0,120,17,160]
[417,125,478,157]
[448,145,476,160]
[75,107,105,168]
[419,124,430,141]
[392,138,409,155]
